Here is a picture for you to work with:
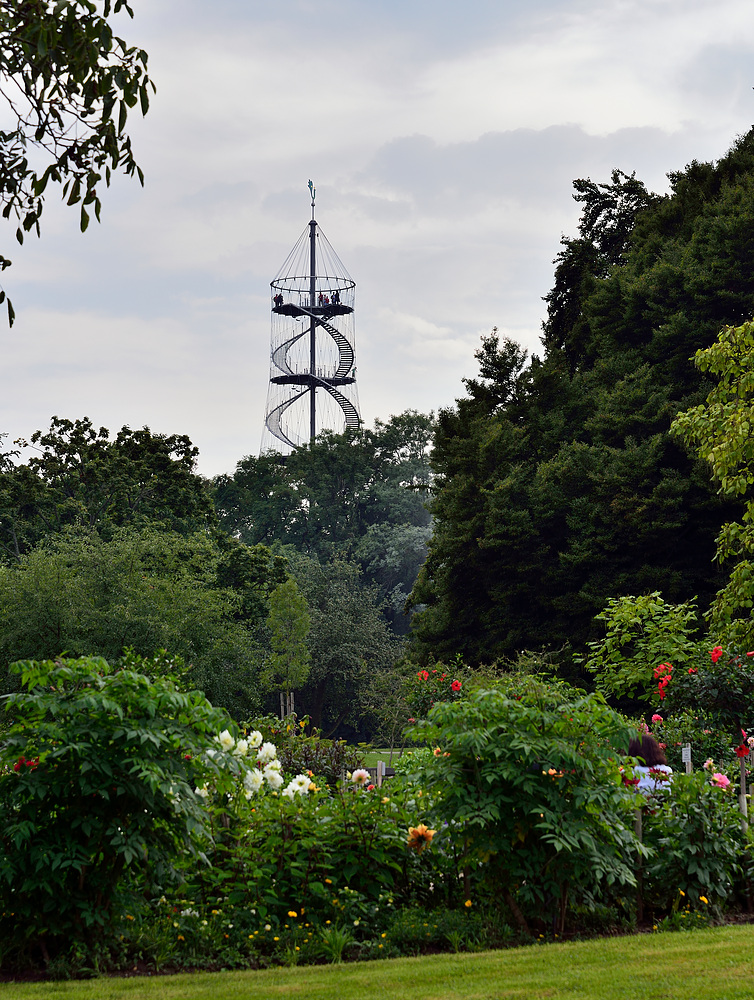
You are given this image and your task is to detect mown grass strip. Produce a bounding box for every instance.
[3,925,754,1000]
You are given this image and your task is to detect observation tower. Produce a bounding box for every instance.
[261,182,360,453]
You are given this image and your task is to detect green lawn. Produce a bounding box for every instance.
[4,925,754,1000]
[361,748,407,767]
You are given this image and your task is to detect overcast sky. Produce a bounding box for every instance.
[2,0,753,476]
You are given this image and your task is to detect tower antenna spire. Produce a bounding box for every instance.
[308,179,315,220]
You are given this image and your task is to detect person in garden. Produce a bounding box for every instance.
[627,734,673,793]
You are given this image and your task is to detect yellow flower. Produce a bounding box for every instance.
[700,896,709,904]
[433,747,442,756]
[464,899,472,908]
[679,890,685,896]
[177,935,185,941]
[288,910,298,918]
[274,936,279,941]
[407,824,436,853]
[324,878,332,884]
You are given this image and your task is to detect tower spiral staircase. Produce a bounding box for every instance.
[261,184,361,453]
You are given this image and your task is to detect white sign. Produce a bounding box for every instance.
[682,745,692,764]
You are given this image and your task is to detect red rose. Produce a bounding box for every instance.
[451,680,462,692]
[710,646,723,663]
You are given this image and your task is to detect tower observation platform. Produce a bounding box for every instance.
[261,183,361,454]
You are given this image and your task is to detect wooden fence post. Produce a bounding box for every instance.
[740,756,749,834]
[635,806,643,924]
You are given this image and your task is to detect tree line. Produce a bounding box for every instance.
[4,124,754,729]
[0,412,434,737]
[408,130,754,670]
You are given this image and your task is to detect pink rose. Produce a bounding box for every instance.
[710,773,731,788]
[651,714,663,723]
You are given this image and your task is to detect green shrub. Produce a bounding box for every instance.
[0,655,239,968]
[409,680,643,934]
[404,659,467,720]
[579,593,702,704]
[183,774,442,927]
[641,770,744,912]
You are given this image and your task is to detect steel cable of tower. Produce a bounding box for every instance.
[262,191,360,455]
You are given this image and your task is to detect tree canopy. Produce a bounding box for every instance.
[214,411,434,633]
[409,131,754,666]
[672,316,754,646]
[283,552,404,736]
[0,0,153,323]
[0,416,215,560]
[0,525,287,717]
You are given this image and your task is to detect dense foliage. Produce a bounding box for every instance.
[0,655,236,965]
[0,525,287,716]
[214,412,434,633]
[284,552,404,735]
[0,417,215,560]
[672,317,754,647]
[408,132,754,665]
[0,0,153,322]
[410,681,642,934]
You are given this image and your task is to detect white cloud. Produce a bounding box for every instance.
[1,0,753,475]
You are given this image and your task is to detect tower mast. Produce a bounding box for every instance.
[309,181,317,443]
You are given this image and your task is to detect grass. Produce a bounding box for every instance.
[3,925,754,1000]
[361,748,407,767]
